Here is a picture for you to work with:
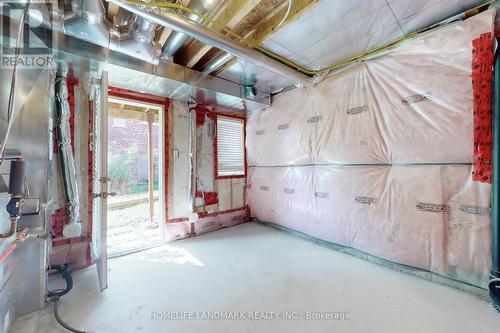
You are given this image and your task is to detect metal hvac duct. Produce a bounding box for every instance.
[66,0,161,64]
[110,15,161,65]
[161,0,213,60]
[2,0,162,64]
[107,0,313,87]
[64,0,110,48]
[202,52,234,75]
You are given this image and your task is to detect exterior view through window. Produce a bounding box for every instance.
[217,116,245,177]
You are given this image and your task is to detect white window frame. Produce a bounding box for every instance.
[216,115,245,178]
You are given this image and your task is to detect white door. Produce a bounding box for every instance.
[90,71,109,291]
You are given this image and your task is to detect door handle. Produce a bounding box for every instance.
[92,192,117,199]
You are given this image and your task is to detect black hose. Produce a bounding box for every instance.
[47,264,86,332]
[47,265,73,298]
[52,298,86,333]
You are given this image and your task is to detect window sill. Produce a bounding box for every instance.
[215,174,246,180]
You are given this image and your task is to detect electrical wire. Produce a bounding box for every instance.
[276,0,293,30]
[123,0,493,77]
[0,0,31,166]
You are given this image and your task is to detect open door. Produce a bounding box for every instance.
[90,71,109,291]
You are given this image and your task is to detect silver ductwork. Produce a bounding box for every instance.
[2,0,311,85]
[161,0,213,60]
[64,0,110,48]
[66,0,161,64]
[110,15,161,65]
[64,0,161,64]
[2,0,163,64]
[202,52,234,75]
[107,0,312,87]
[55,78,80,228]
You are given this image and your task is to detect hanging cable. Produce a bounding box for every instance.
[0,0,31,166]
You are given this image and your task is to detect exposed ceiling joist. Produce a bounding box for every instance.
[157,0,186,48]
[158,27,174,47]
[212,0,318,75]
[247,0,319,44]
[182,0,262,68]
[106,3,120,21]
[109,103,160,122]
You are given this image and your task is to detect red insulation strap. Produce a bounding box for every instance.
[472,32,494,184]
[51,207,68,240]
[195,191,219,205]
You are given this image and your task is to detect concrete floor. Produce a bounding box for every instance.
[11,222,500,333]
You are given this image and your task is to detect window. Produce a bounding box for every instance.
[216,116,245,177]
[112,118,126,127]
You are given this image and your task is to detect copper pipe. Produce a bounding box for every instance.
[0,227,29,265]
[0,217,18,239]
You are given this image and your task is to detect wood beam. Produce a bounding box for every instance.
[158,27,174,48]
[106,3,120,21]
[147,110,155,223]
[154,0,188,47]
[213,0,318,75]
[246,0,318,47]
[108,106,160,122]
[182,0,261,68]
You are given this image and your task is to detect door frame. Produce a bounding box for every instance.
[107,87,170,241]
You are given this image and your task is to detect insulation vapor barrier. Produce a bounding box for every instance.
[246,10,495,288]
[247,165,490,286]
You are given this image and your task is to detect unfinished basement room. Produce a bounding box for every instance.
[2,0,500,332]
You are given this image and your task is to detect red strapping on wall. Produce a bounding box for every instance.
[53,236,89,248]
[193,104,244,128]
[195,191,218,205]
[168,207,249,223]
[51,208,68,238]
[194,105,215,127]
[472,32,494,184]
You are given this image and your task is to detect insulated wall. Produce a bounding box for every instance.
[168,100,193,219]
[167,102,247,220]
[246,10,495,288]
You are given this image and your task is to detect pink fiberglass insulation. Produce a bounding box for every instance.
[246,10,495,288]
[247,10,495,166]
[247,165,491,287]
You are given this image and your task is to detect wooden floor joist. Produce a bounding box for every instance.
[108,102,160,122]
[211,0,318,75]
[104,0,319,77]
[179,0,262,68]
